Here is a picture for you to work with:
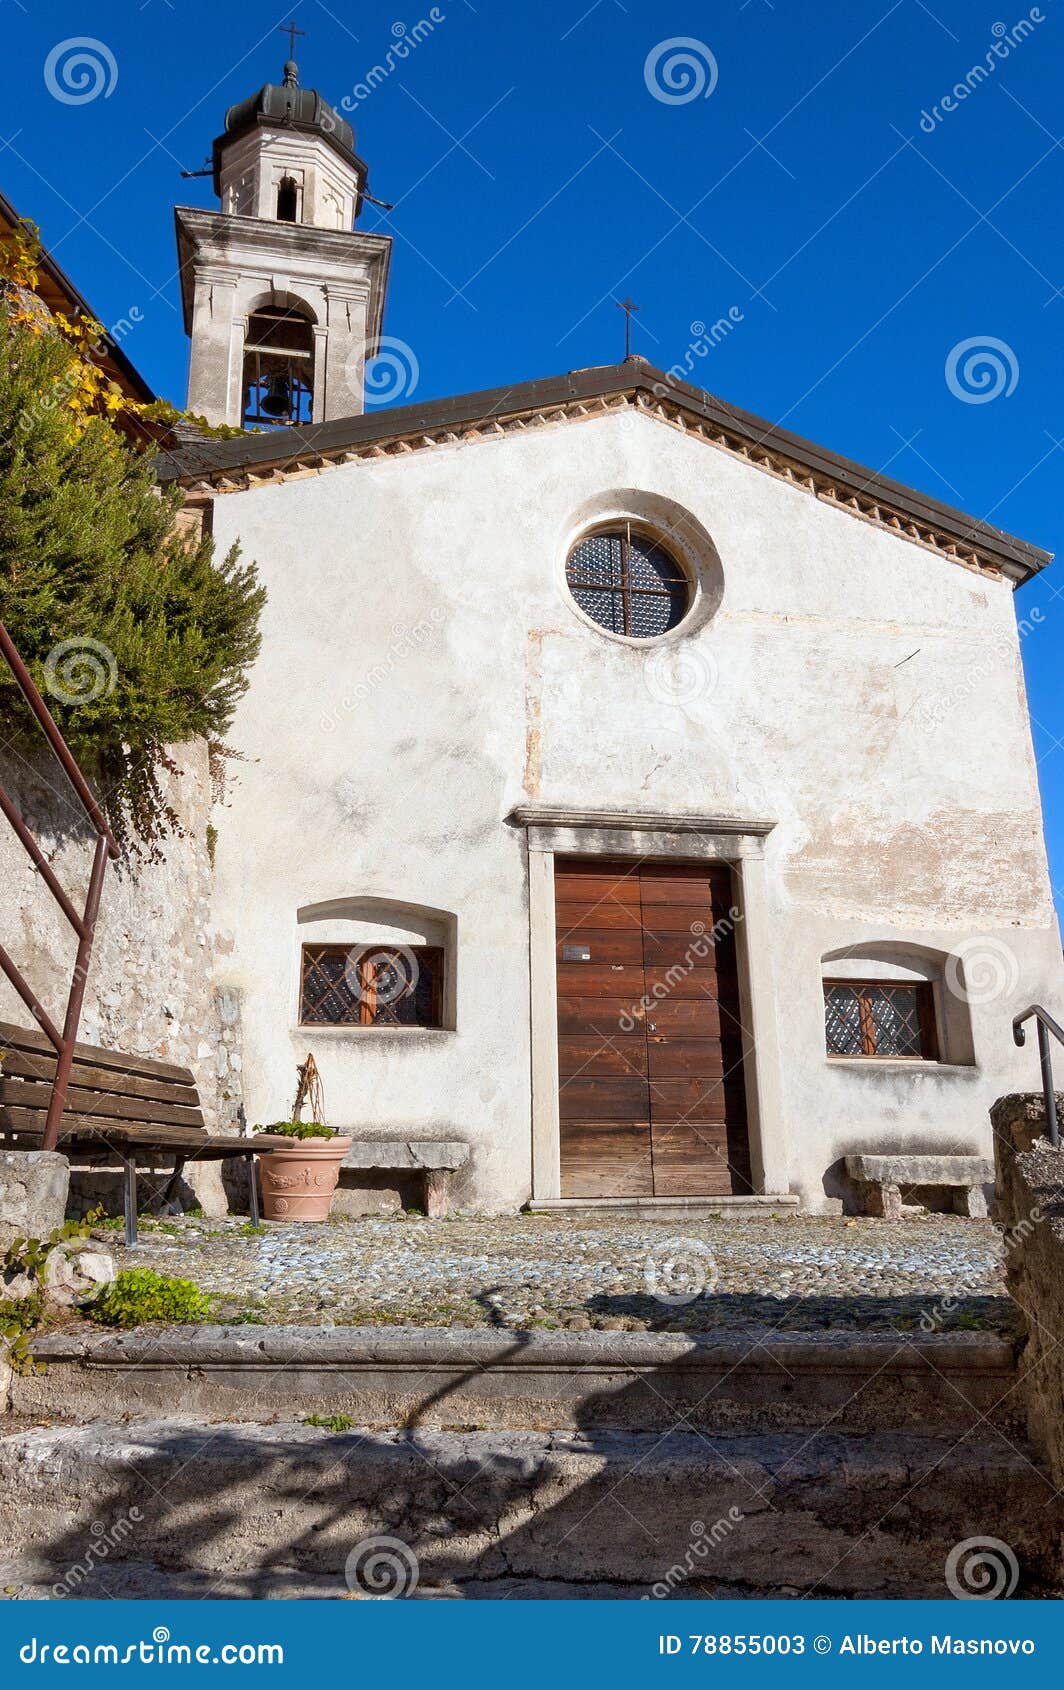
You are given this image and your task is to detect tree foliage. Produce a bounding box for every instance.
[0,241,265,851]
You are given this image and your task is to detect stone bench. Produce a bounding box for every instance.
[340,1140,469,1217]
[845,1154,994,1220]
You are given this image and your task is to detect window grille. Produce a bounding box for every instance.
[565,525,690,638]
[824,980,938,1060]
[300,944,444,1028]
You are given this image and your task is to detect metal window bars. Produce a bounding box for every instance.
[0,620,119,1152]
[565,524,690,638]
[1013,1005,1063,1148]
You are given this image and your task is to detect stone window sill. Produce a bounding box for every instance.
[826,1057,977,1075]
[294,1025,454,1038]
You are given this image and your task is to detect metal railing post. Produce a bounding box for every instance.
[1036,1021,1060,1149]
[1013,1005,1064,1150]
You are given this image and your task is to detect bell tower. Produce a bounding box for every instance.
[174,45,391,429]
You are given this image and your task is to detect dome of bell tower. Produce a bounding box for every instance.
[210,54,368,230]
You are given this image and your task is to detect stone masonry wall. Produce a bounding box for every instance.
[991,1091,1064,1489]
[0,739,241,1212]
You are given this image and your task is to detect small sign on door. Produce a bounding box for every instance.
[562,944,592,962]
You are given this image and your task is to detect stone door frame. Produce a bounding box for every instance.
[510,807,789,1203]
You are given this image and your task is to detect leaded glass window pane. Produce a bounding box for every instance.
[823,980,936,1059]
[300,944,443,1028]
[565,527,691,639]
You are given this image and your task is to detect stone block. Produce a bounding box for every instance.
[845,1153,993,1186]
[990,1091,1064,1492]
[42,1244,116,1307]
[0,1151,69,1248]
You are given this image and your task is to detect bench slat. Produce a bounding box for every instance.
[0,1047,198,1108]
[0,1020,193,1086]
[0,1109,208,1145]
[0,1118,293,1155]
[0,1083,204,1129]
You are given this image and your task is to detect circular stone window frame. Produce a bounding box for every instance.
[558,491,724,649]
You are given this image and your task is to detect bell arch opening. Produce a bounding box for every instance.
[242,300,315,427]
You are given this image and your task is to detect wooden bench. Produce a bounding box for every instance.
[0,1020,289,1245]
[844,1153,994,1219]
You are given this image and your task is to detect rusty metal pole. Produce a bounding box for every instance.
[0,617,120,1151]
[41,832,109,1151]
[0,623,118,856]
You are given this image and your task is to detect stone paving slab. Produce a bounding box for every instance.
[101,1211,1011,1334]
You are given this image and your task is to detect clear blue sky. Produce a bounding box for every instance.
[6,0,1064,920]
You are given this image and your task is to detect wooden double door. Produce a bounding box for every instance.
[555,858,753,1198]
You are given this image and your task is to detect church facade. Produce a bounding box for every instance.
[160,60,1062,1214]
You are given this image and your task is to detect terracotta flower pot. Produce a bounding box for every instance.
[257,1136,352,1222]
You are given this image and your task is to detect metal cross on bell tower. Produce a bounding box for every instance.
[616,296,640,359]
[278,18,306,81]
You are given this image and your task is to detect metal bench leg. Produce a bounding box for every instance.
[123,1156,138,1247]
[248,1153,261,1226]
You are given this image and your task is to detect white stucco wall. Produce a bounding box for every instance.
[203,406,1062,1211]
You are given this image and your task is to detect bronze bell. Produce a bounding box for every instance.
[261,373,291,418]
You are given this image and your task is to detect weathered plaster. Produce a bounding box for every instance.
[201,405,1062,1211]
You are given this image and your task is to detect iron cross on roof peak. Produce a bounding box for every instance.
[616,296,639,359]
[278,18,306,81]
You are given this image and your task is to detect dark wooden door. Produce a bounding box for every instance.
[555,858,752,1198]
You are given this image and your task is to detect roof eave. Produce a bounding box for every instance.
[155,360,1051,584]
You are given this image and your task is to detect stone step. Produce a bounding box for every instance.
[1,1421,1059,1599]
[527,1196,802,1217]
[18,1324,1023,1435]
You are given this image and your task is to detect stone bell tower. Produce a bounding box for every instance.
[174,51,391,428]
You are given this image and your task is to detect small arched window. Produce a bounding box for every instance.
[565,524,691,638]
[276,176,299,222]
[242,303,314,428]
[819,944,967,1063]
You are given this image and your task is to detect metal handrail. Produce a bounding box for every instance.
[1013,1005,1064,1148]
[0,619,118,1151]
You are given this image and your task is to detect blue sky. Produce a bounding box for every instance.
[5,0,1064,920]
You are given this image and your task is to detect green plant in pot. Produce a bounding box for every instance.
[254,1121,352,1222]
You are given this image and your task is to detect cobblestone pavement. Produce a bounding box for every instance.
[106,1211,1012,1334]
